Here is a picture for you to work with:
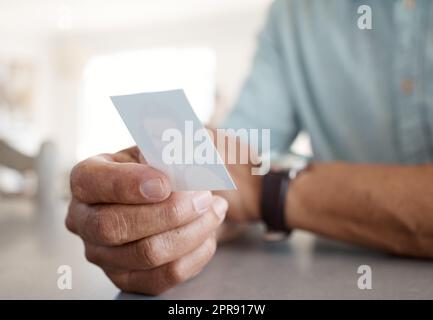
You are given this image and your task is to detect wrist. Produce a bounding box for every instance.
[216,164,262,223]
[244,172,263,221]
[284,162,316,230]
[260,157,311,234]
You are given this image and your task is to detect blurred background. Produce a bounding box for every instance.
[0,0,273,211]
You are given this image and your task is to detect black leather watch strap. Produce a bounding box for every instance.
[261,170,292,234]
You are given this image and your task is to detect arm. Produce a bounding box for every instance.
[217,141,433,258]
[287,162,433,259]
[213,1,433,257]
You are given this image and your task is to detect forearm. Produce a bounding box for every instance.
[287,162,433,258]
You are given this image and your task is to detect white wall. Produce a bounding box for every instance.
[0,0,272,169]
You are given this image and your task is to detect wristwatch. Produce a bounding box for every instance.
[260,153,309,241]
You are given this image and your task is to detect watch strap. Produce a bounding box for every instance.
[261,170,292,233]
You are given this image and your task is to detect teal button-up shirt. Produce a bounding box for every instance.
[224,0,433,163]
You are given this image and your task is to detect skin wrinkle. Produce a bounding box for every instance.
[86,200,223,270]
[107,237,216,295]
[170,197,185,228]
[159,230,176,263]
[162,197,180,229]
[136,237,157,268]
[84,204,99,242]
[100,206,119,244]
[117,210,128,244]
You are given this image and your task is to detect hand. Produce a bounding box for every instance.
[66,146,228,295]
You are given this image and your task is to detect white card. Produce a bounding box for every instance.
[110,89,236,191]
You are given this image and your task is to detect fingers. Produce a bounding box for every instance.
[67,191,213,245]
[105,236,217,295]
[68,146,228,295]
[70,153,171,204]
[83,196,228,270]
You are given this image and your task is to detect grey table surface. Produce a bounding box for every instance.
[1,198,433,300]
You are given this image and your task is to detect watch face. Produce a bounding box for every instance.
[270,153,309,172]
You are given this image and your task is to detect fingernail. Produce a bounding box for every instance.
[192,191,213,214]
[212,197,228,219]
[140,178,165,199]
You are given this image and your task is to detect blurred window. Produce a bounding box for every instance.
[78,48,216,160]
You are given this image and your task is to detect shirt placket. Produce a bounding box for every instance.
[393,0,431,163]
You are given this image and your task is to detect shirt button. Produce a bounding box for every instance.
[400,79,414,95]
[404,0,416,10]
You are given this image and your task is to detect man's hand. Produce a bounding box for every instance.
[66,146,228,295]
